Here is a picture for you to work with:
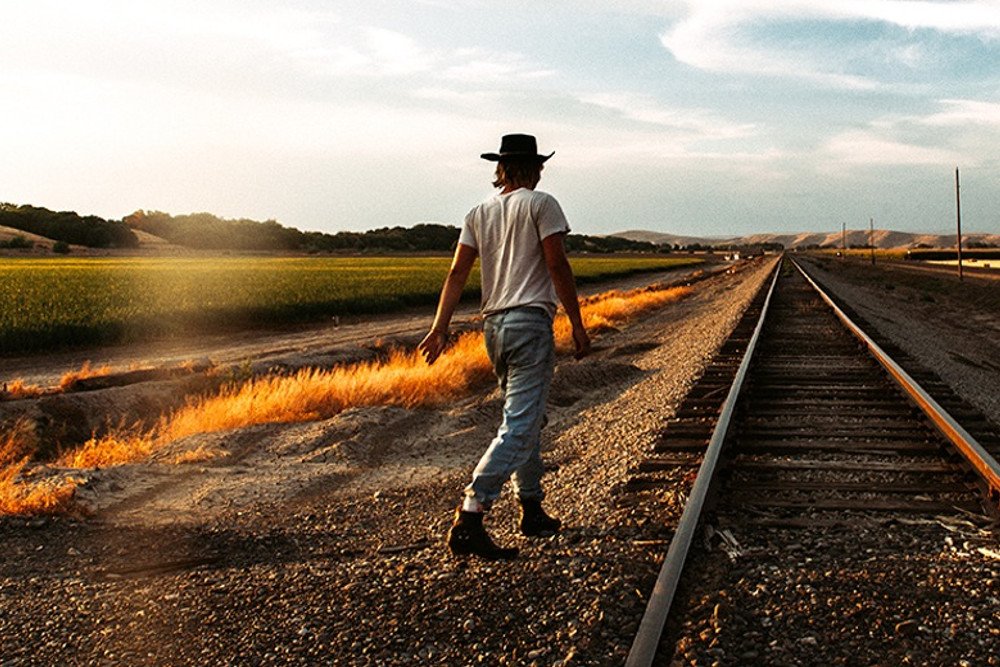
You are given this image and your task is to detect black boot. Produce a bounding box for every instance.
[447,508,519,560]
[518,498,561,537]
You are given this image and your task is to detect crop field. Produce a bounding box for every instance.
[805,248,910,261]
[0,255,701,353]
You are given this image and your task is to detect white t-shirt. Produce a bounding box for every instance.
[458,188,570,317]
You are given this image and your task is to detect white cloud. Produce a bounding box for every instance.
[920,99,1000,126]
[365,28,435,75]
[443,58,555,83]
[412,87,503,107]
[662,0,1000,88]
[580,93,756,140]
[851,0,1000,34]
[816,98,1000,171]
[822,129,963,165]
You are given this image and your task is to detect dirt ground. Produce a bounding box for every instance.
[0,258,776,665]
[3,254,998,666]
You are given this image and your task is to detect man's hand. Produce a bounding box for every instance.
[572,324,591,360]
[419,329,448,365]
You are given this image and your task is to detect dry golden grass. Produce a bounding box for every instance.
[57,282,692,469]
[0,420,76,515]
[58,361,113,391]
[555,284,691,351]
[164,331,492,442]
[60,426,155,469]
[179,359,203,372]
[2,379,46,400]
[3,360,117,402]
[0,420,36,465]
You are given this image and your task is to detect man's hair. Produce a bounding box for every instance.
[492,159,543,190]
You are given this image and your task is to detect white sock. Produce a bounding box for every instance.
[462,496,484,513]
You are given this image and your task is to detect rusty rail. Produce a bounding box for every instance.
[792,259,1000,503]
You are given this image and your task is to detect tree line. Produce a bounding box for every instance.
[0,203,139,248]
[124,210,469,252]
[3,202,711,254]
[124,210,667,254]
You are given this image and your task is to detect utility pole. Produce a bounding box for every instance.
[842,222,846,258]
[869,217,875,266]
[956,167,964,282]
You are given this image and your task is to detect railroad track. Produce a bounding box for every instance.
[624,258,1000,666]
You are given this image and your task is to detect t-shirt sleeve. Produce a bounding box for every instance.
[536,194,570,240]
[458,208,478,249]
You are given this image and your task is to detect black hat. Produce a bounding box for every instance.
[481,134,554,162]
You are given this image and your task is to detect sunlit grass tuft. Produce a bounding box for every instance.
[3,360,116,401]
[173,446,229,465]
[2,379,46,400]
[59,424,155,469]
[58,361,113,391]
[0,420,76,515]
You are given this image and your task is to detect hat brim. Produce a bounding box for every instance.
[481,151,554,163]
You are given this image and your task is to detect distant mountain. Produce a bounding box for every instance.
[609,230,726,248]
[611,229,1000,249]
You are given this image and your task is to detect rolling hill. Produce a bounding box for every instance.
[611,229,1000,249]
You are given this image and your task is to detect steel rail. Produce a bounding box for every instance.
[625,259,782,667]
[792,259,1000,503]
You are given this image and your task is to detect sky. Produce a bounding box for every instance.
[2,0,1000,238]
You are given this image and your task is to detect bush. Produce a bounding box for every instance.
[52,241,71,254]
[0,235,33,249]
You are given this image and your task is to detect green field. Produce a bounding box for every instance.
[0,255,701,353]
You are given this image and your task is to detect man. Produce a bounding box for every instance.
[419,133,591,560]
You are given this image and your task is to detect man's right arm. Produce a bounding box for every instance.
[419,242,478,365]
[541,233,591,359]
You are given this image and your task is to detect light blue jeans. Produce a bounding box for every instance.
[465,306,555,508]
